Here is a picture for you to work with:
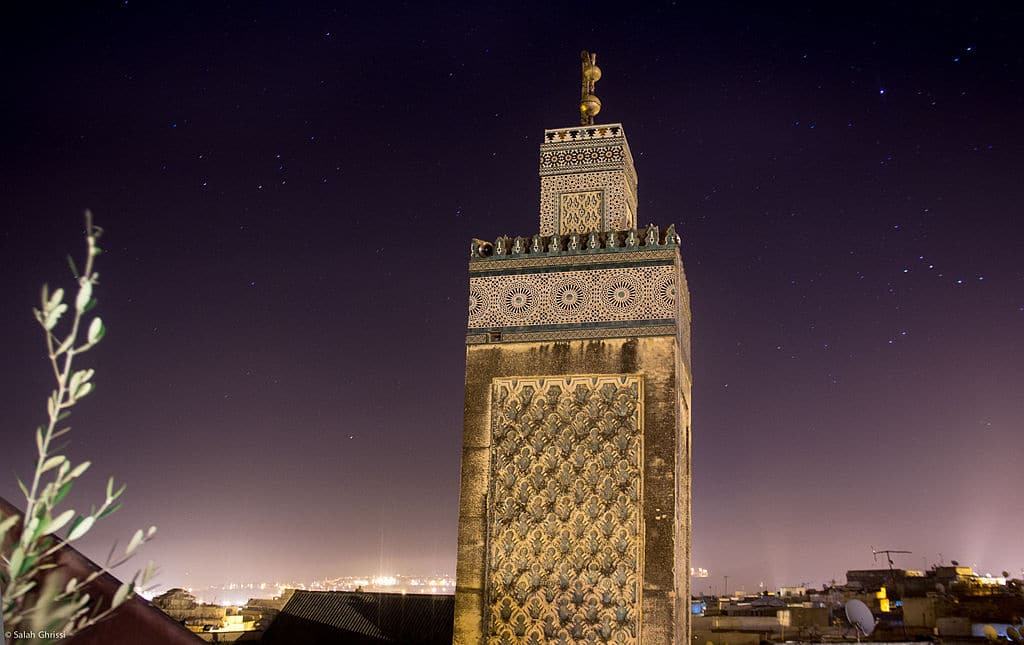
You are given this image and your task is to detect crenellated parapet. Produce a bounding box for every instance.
[470,223,680,260]
[543,124,624,143]
[465,223,691,369]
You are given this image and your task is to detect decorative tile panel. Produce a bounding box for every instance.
[541,172,635,236]
[467,265,678,330]
[486,375,643,645]
[558,190,604,234]
[540,144,628,175]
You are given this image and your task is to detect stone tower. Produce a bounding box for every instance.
[453,53,692,645]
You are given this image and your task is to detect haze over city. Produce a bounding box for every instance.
[1,2,1021,595]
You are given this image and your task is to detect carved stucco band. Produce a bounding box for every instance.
[558,190,605,234]
[541,172,636,237]
[468,265,678,330]
[486,375,644,645]
[480,325,679,345]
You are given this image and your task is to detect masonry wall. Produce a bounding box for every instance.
[453,336,691,645]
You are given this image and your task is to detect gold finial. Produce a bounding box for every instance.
[579,51,602,125]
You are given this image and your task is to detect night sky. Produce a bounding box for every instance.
[2,2,1022,596]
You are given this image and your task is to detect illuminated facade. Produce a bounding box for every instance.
[453,54,693,644]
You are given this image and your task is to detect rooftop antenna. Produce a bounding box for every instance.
[579,51,602,125]
[872,546,912,571]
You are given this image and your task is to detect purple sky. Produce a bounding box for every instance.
[1,2,1021,594]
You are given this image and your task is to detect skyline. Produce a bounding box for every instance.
[1,2,1022,593]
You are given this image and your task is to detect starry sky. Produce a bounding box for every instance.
[1,2,1021,595]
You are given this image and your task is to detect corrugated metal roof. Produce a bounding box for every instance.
[260,590,454,644]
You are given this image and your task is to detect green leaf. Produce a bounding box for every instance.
[67,515,95,541]
[141,560,158,584]
[68,461,91,479]
[87,317,105,344]
[97,502,121,519]
[111,581,133,609]
[75,280,92,313]
[53,334,75,356]
[0,514,19,542]
[106,478,126,502]
[67,255,79,278]
[25,515,39,541]
[44,303,68,330]
[54,481,73,505]
[46,287,65,312]
[45,509,76,536]
[69,369,88,393]
[69,369,95,401]
[17,477,30,499]
[73,381,94,401]
[40,455,66,473]
[9,579,37,601]
[35,426,45,454]
[9,547,25,577]
[126,528,144,556]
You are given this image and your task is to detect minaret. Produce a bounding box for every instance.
[453,52,692,645]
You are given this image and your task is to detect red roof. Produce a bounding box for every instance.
[1,496,203,645]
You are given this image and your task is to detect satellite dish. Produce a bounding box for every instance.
[846,599,876,636]
[1006,626,1021,642]
[983,625,999,642]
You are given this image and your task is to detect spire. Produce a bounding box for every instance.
[539,52,635,236]
[579,51,602,125]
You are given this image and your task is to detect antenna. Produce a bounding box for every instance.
[872,546,912,571]
[845,599,876,640]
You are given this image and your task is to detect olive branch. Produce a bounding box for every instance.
[0,213,157,642]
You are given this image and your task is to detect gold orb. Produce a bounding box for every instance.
[579,94,602,116]
[584,64,602,83]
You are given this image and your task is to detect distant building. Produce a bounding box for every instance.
[152,588,228,629]
[689,593,830,645]
[841,566,1024,639]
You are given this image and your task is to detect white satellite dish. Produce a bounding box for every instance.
[983,625,999,642]
[1006,626,1021,642]
[845,599,876,637]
